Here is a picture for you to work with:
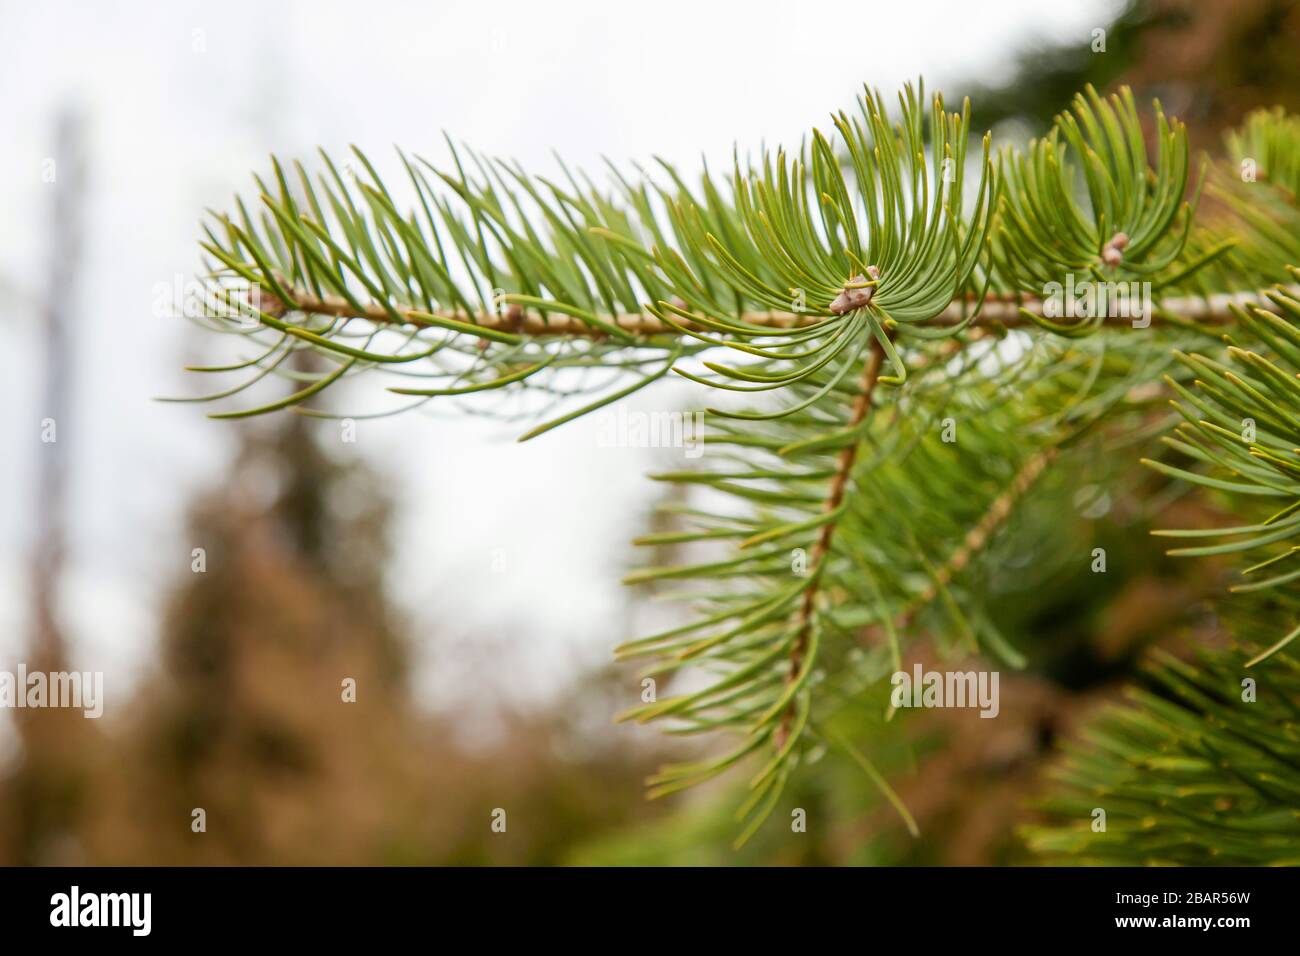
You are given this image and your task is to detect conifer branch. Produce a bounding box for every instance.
[866,444,1060,644]
[1024,647,1300,866]
[178,78,1300,852]
[777,338,886,750]
[255,281,1292,340]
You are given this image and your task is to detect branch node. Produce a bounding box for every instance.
[1101,232,1129,268]
[829,265,881,315]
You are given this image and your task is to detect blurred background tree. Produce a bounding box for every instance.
[2,107,98,866]
[960,0,1300,144]
[2,290,675,865]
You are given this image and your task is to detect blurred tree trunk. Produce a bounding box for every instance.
[6,106,96,865]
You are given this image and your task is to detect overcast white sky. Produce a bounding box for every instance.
[0,0,1121,716]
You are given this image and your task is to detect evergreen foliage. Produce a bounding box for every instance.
[179,81,1300,858]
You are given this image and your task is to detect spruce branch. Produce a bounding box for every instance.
[252,278,1285,338]
[865,444,1061,644]
[1024,107,1300,867]
[777,337,886,751]
[1147,280,1300,665]
[1024,648,1300,866]
[177,77,1300,849]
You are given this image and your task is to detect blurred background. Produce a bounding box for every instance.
[1,0,1296,865]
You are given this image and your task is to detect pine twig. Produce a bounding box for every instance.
[775,338,886,750]
[864,445,1060,644]
[257,283,1296,341]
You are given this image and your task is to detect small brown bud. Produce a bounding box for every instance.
[258,291,287,317]
[1101,232,1129,268]
[828,266,881,315]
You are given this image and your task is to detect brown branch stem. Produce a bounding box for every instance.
[255,284,1297,341]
